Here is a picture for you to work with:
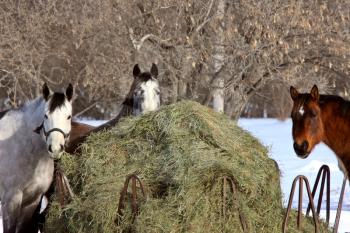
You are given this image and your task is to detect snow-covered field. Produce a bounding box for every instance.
[238,118,350,233]
[1,118,349,232]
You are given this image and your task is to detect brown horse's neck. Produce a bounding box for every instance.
[319,95,350,176]
[92,100,133,132]
[90,79,136,132]
[65,101,133,154]
[66,80,137,154]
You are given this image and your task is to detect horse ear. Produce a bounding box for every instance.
[133,64,141,78]
[42,83,51,101]
[290,86,299,101]
[310,85,319,101]
[150,63,158,78]
[66,83,73,101]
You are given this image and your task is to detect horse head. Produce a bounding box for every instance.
[290,85,324,158]
[35,83,73,158]
[132,63,160,116]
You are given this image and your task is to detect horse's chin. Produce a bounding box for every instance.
[48,152,62,160]
[296,151,310,159]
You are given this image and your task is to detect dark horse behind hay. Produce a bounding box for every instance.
[65,63,161,153]
[0,83,73,233]
[290,85,350,180]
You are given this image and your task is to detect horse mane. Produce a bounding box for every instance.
[90,101,133,132]
[90,80,136,132]
[319,94,350,117]
[319,94,345,103]
[298,93,347,107]
[88,73,152,132]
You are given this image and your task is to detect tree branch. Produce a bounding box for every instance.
[195,0,214,33]
[128,28,173,50]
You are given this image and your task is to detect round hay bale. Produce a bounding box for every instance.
[45,101,329,233]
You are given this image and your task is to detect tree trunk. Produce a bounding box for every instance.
[178,78,188,100]
[212,79,224,112]
[226,93,247,121]
[212,0,226,113]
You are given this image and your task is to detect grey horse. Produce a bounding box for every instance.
[0,83,73,233]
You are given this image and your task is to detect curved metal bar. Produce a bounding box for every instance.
[221,176,248,232]
[333,176,347,233]
[306,165,330,225]
[116,174,146,224]
[283,175,319,233]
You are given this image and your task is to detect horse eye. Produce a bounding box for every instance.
[134,90,142,96]
[67,115,71,120]
[44,114,48,119]
[310,111,317,117]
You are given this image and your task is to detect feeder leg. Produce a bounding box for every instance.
[333,176,347,233]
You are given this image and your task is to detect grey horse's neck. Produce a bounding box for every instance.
[21,97,45,130]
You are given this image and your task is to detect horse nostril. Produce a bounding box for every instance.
[302,141,309,151]
[293,141,309,153]
[48,145,53,153]
[293,142,299,151]
[60,144,64,151]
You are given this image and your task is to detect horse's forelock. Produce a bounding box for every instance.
[129,72,158,97]
[138,72,153,82]
[48,92,67,113]
[294,94,312,108]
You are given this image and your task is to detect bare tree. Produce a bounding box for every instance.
[1,0,349,119]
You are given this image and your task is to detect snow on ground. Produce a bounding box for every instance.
[1,118,349,232]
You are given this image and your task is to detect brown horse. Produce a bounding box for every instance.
[65,63,160,153]
[69,121,95,142]
[290,85,350,178]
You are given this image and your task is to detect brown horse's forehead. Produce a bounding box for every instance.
[291,94,320,118]
[292,95,308,111]
[306,99,319,109]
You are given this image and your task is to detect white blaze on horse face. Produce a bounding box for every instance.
[138,79,160,115]
[299,106,305,116]
[44,99,72,158]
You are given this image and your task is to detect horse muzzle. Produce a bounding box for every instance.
[293,141,310,158]
[48,151,63,160]
[47,144,65,159]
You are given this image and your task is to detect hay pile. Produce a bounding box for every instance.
[45,101,329,233]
